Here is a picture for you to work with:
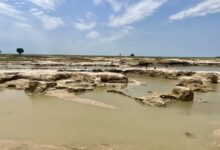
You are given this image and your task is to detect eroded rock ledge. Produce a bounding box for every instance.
[0,70,128,109]
[108,86,194,107]
[108,68,219,83]
[0,67,218,108]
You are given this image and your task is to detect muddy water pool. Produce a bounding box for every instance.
[0,76,220,150]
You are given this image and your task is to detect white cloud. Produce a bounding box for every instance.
[169,0,220,20]
[106,0,124,12]
[96,26,134,43]
[74,19,97,31]
[28,0,63,10]
[13,22,32,29]
[109,0,166,27]
[86,31,101,39]
[93,0,123,12]
[30,9,64,30]
[0,2,25,20]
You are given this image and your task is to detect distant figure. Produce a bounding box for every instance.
[17,48,24,55]
[154,66,156,70]
[119,53,122,66]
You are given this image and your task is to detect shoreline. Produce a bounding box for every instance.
[0,55,219,108]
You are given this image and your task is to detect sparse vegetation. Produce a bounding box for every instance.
[0,57,28,61]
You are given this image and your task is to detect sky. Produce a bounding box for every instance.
[0,0,220,57]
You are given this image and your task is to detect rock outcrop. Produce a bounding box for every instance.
[171,86,194,101]
[1,79,29,90]
[136,94,168,107]
[136,86,194,107]
[99,74,128,83]
[0,71,129,109]
[25,81,57,94]
[177,78,214,92]
[0,74,23,84]
[108,86,194,107]
[0,60,218,109]
[206,73,218,83]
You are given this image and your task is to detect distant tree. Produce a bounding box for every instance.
[0,50,1,54]
[130,53,135,57]
[17,48,24,55]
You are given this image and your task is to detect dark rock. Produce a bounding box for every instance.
[0,74,22,84]
[172,86,194,101]
[177,78,214,92]
[206,73,218,83]
[100,75,128,83]
[92,69,103,72]
[106,69,123,73]
[25,81,57,94]
[51,73,72,81]
[136,61,152,67]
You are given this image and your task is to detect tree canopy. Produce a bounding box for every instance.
[17,48,24,55]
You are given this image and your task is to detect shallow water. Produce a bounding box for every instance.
[0,77,220,150]
[0,64,117,71]
[161,66,220,72]
[2,62,220,73]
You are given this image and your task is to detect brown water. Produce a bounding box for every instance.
[0,76,220,150]
[158,66,220,72]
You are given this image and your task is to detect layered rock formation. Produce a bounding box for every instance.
[177,78,214,92]
[0,70,128,109]
[136,86,194,107]
[107,86,194,107]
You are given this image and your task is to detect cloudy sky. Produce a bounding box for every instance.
[0,0,219,56]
